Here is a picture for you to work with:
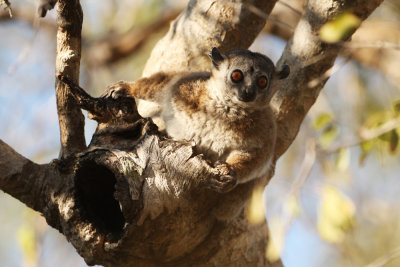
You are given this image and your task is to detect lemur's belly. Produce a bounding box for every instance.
[163,109,242,162]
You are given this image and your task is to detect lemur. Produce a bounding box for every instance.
[104,47,289,197]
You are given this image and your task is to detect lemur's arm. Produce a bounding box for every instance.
[104,72,211,103]
[206,148,269,193]
[104,72,177,102]
[225,149,272,184]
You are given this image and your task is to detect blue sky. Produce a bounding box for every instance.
[1,2,400,267]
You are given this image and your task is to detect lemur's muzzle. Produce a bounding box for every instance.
[238,87,256,102]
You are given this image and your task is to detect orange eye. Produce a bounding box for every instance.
[257,76,268,89]
[231,70,243,83]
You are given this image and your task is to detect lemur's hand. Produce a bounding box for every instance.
[207,162,237,193]
[82,81,138,122]
[102,81,131,100]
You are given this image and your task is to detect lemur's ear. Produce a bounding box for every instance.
[276,64,290,79]
[209,47,225,68]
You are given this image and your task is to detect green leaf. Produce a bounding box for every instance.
[393,99,400,116]
[319,12,361,43]
[317,185,355,243]
[246,186,265,225]
[17,224,38,263]
[378,130,393,142]
[359,140,375,165]
[266,217,284,263]
[336,148,350,171]
[319,125,339,148]
[378,129,399,152]
[360,140,374,154]
[284,195,301,217]
[359,152,368,166]
[389,130,399,153]
[313,113,334,130]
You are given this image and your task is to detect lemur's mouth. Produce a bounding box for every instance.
[238,92,256,102]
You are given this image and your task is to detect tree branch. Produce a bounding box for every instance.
[38,0,57,18]
[86,9,182,67]
[55,0,86,158]
[0,0,384,266]
[142,0,279,75]
[263,2,400,85]
[272,0,384,159]
[0,8,56,31]
[0,140,49,211]
[0,0,12,17]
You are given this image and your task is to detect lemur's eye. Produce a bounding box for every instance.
[257,76,268,89]
[231,70,243,83]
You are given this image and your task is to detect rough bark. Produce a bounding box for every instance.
[263,1,400,85]
[0,0,383,266]
[55,0,86,158]
[142,0,279,75]
[272,0,384,158]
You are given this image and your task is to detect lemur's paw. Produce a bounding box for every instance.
[208,162,237,193]
[102,81,131,99]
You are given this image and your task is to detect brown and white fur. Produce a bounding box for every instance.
[106,48,289,194]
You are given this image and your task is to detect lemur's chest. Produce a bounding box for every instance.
[164,112,236,159]
[162,102,268,161]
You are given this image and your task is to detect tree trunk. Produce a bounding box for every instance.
[0,0,383,266]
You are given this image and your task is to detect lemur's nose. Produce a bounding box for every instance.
[238,87,256,102]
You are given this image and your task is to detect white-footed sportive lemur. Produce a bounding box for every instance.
[106,47,289,198]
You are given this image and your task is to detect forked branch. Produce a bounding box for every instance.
[0,0,384,266]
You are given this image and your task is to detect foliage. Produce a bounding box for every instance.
[1,0,400,266]
[319,12,361,43]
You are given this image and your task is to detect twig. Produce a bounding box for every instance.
[365,246,400,267]
[1,0,12,18]
[307,56,351,88]
[87,9,181,66]
[359,118,400,140]
[8,16,41,74]
[343,41,400,50]
[57,74,97,110]
[278,0,302,17]
[266,15,296,32]
[0,9,56,30]
[57,73,111,122]
[224,1,296,32]
[38,0,57,18]
[320,117,400,154]
[57,74,139,124]
[272,139,316,257]
[288,139,317,196]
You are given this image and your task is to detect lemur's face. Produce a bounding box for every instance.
[209,48,289,108]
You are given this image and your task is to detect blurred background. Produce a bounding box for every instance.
[1,0,400,266]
